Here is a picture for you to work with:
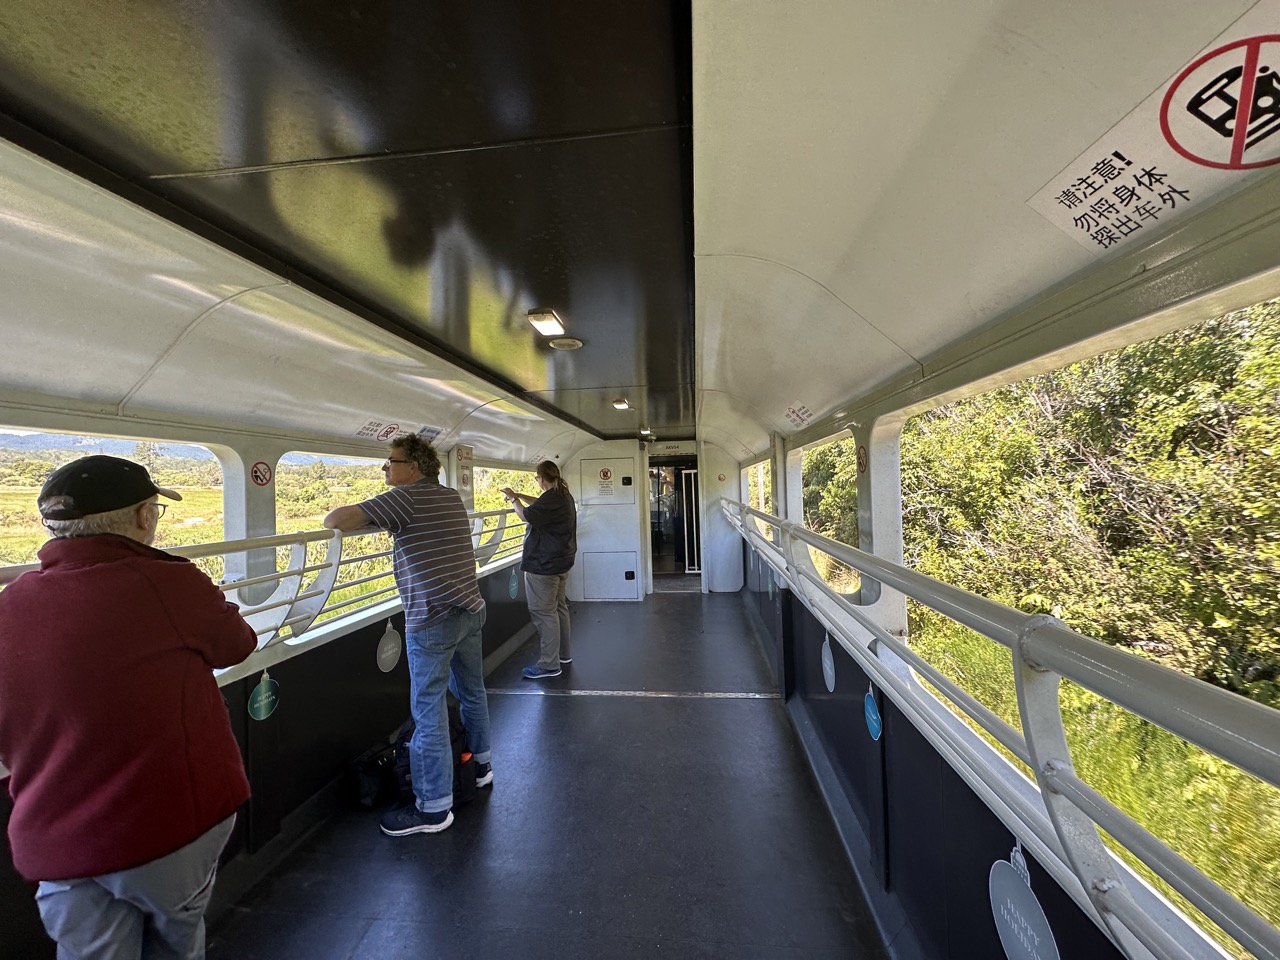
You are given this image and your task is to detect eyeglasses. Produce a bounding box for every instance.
[383,458,411,467]
[151,502,167,519]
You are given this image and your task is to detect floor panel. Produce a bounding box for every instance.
[208,593,887,959]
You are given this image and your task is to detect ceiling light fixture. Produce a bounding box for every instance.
[640,427,651,435]
[612,398,630,410]
[548,337,583,350]
[527,308,565,337]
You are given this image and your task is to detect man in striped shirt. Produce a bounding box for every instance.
[324,435,491,836]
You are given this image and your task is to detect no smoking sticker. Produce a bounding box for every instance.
[250,461,273,486]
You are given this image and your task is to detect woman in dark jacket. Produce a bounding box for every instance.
[502,461,577,679]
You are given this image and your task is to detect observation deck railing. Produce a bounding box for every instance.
[0,506,527,691]
[722,498,1279,960]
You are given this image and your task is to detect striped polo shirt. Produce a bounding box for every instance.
[358,479,484,630]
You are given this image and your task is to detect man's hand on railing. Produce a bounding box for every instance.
[322,505,373,532]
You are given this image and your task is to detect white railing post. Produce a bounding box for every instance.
[472,509,511,566]
[1013,615,1164,960]
[274,531,345,641]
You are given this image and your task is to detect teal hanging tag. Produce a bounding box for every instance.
[248,670,280,721]
[508,569,519,599]
[376,620,402,673]
[864,684,882,741]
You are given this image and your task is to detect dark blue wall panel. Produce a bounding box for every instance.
[792,601,888,883]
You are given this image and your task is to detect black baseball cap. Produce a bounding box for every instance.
[38,455,182,520]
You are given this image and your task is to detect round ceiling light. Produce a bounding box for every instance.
[548,337,584,350]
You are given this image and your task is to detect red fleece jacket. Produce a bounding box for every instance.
[0,534,255,880]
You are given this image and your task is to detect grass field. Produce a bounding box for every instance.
[0,487,236,567]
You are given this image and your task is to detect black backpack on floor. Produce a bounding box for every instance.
[392,697,478,807]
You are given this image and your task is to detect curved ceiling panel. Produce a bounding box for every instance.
[0,141,277,405]
[129,284,584,462]
[696,255,918,441]
[0,136,600,463]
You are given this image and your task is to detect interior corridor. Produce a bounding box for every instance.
[207,593,888,958]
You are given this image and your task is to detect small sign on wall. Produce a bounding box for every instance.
[648,440,695,456]
[580,458,636,505]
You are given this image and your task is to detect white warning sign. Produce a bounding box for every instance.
[1029,2,1280,255]
[354,419,413,442]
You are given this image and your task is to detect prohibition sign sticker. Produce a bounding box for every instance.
[599,467,612,481]
[250,461,273,486]
[376,422,401,442]
[1161,35,1280,170]
[856,445,868,475]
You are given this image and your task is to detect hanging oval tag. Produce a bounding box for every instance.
[864,689,883,740]
[821,634,836,693]
[248,672,280,721]
[990,843,1059,960]
[376,620,402,673]
[508,569,519,599]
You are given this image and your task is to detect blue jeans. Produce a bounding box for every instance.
[405,606,491,813]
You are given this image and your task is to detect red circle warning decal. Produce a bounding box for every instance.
[856,445,868,475]
[599,467,612,481]
[376,423,401,442]
[250,461,273,486]
[1161,35,1280,170]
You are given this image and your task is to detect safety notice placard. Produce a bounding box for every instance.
[579,458,636,505]
[1029,1,1280,255]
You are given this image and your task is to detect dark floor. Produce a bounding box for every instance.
[652,572,702,593]
[208,593,888,959]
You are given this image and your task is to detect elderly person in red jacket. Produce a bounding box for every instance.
[0,455,256,960]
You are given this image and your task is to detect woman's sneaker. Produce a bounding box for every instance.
[522,664,561,679]
[379,803,453,836]
[476,762,493,788]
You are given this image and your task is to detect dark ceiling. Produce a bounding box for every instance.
[0,0,695,440]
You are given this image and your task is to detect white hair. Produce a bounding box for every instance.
[44,500,149,538]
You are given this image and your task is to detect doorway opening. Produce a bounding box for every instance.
[648,455,701,592]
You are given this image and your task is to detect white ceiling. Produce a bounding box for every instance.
[2,0,1278,467]
[0,141,595,463]
[693,0,1267,455]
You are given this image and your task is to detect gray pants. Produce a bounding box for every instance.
[35,813,236,960]
[526,571,571,670]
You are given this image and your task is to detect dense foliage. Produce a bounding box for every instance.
[802,300,1280,954]
[899,301,1278,705]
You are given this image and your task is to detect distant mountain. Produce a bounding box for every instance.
[0,433,367,466]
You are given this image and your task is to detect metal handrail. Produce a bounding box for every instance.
[722,498,1280,960]
[0,506,521,650]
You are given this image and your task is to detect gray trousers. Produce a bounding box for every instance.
[526,571,571,669]
[35,813,236,960]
